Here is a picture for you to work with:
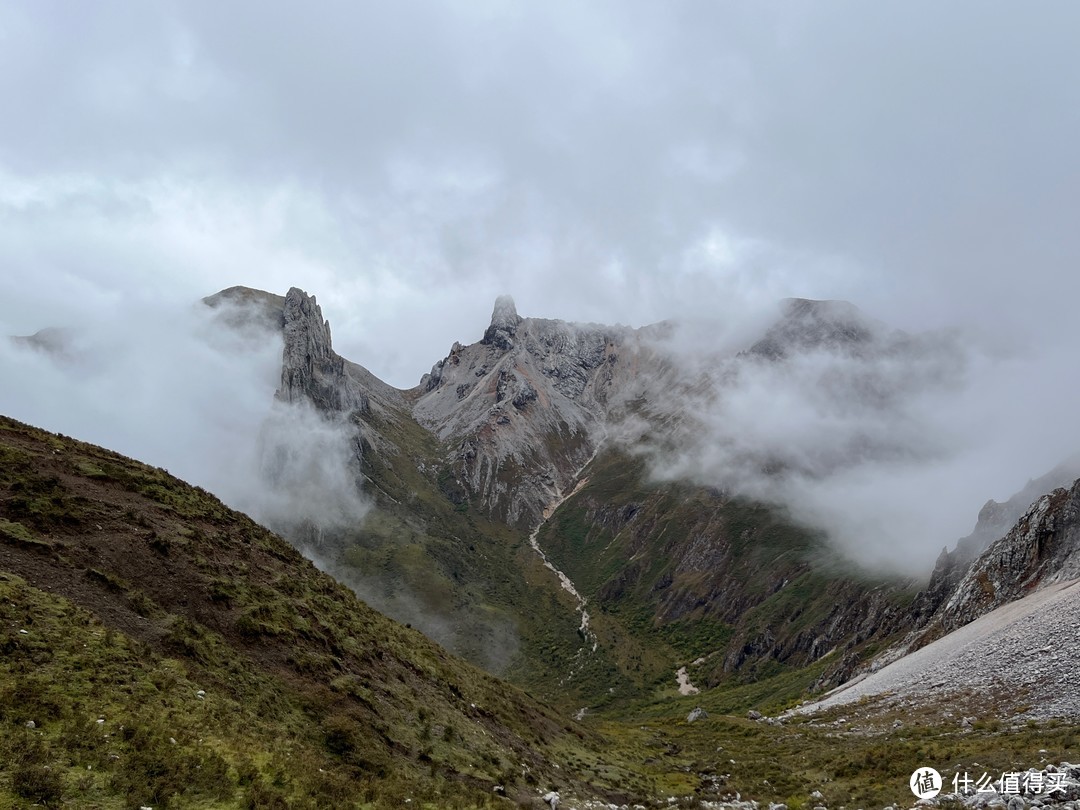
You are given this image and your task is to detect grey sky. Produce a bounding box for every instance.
[2,2,1080,567]
[4,1,1079,382]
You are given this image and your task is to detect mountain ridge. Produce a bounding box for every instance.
[0,412,659,807]
[8,284,1080,805]
[199,286,936,704]
[243,284,1080,703]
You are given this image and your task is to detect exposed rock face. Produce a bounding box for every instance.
[864,470,1080,675]
[957,462,1080,562]
[895,462,1080,640]
[482,295,523,350]
[410,297,655,527]
[276,288,368,414]
[935,481,1080,631]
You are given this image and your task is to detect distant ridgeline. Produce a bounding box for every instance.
[5,287,1080,807]
[201,286,1080,709]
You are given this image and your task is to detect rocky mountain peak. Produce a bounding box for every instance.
[482,294,523,350]
[203,285,287,333]
[276,287,366,413]
[747,297,880,359]
[283,287,333,362]
[409,299,651,527]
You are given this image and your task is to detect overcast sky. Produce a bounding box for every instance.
[3,2,1080,566]
[3,1,1078,385]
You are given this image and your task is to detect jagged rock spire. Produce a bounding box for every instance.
[483,295,522,351]
[276,287,366,413]
[490,295,520,329]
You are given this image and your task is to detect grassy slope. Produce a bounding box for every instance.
[298,403,593,707]
[0,415,648,808]
[535,449,920,708]
[1,415,1075,809]
[329,403,918,716]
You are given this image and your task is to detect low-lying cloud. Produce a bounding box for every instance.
[630,305,1080,575]
[0,296,366,533]
[0,295,527,669]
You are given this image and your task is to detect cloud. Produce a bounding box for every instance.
[2,2,1076,388]
[2,2,1080,575]
[253,401,368,531]
[631,308,1080,574]
[0,296,366,534]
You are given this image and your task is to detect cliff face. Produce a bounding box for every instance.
[276,287,368,414]
[198,285,1080,700]
[929,481,1080,631]
[410,296,660,527]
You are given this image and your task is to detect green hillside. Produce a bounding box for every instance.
[535,449,921,707]
[2,414,1077,809]
[0,415,644,808]
[294,399,596,706]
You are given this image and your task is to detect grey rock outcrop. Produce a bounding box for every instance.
[410,297,656,527]
[687,707,708,722]
[935,481,1080,631]
[866,471,1080,673]
[938,461,1080,573]
[482,295,523,351]
[276,288,367,414]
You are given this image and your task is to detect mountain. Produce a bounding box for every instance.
[883,470,1080,660]
[413,293,628,528]
[22,284,1077,701]
[8,287,1080,807]
[197,287,946,710]
[746,297,884,360]
[901,461,1080,637]
[795,475,1080,745]
[6,414,1080,810]
[0,414,664,808]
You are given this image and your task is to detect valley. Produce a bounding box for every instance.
[4,287,1080,808]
